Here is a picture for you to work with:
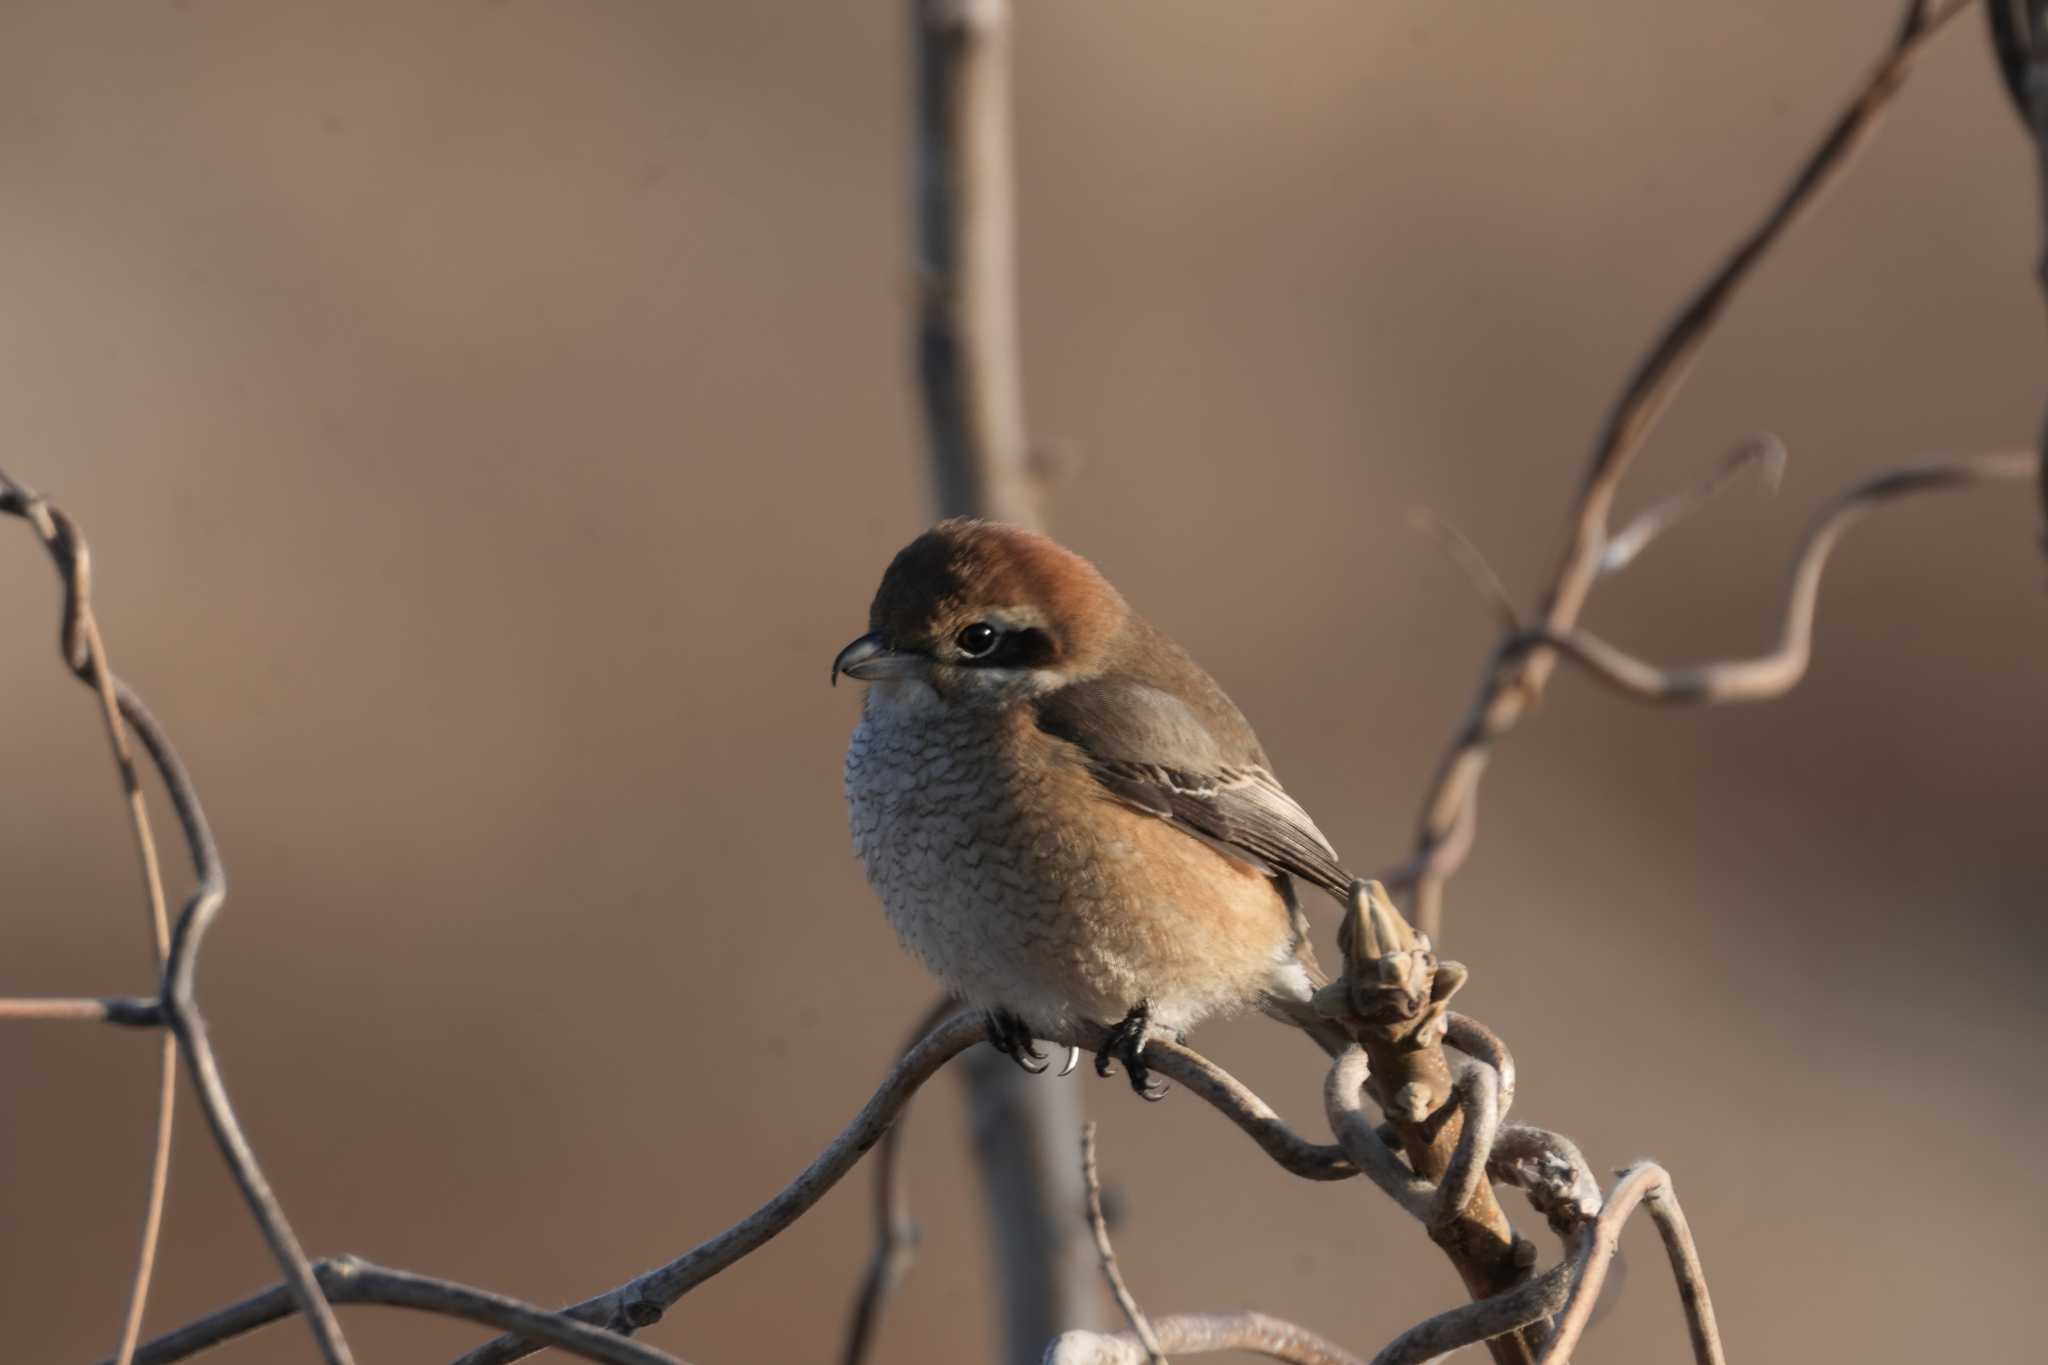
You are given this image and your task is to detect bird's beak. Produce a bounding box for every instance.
[831,633,928,686]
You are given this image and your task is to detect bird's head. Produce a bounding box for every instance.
[832,518,1128,708]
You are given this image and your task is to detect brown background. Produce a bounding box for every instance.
[3,3,2044,1362]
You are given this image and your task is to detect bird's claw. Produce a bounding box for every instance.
[985,1011,1048,1074]
[1057,1045,1081,1078]
[1094,1001,1169,1101]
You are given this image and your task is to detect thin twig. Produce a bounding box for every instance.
[2,476,350,1365]
[447,1013,1363,1365]
[452,1011,993,1365]
[1598,433,1786,575]
[107,1257,689,1365]
[1409,507,1520,630]
[837,994,957,1365]
[1397,0,1977,940]
[1081,1123,1167,1364]
[1321,1049,1433,1220]
[1531,451,2035,704]
[1535,1164,1724,1365]
[1365,1261,1575,1365]
[0,997,162,1023]
[1047,1312,1368,1365]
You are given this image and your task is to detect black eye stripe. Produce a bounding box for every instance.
[958,625,1057,669]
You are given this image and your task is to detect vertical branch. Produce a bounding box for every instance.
[913,0,1039,527]
[1983,1,2048,543]
[909,2,1095,1362]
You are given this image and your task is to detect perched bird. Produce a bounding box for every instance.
[834,519,1354,1097]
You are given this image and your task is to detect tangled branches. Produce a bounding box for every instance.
[4,1,2039,1363]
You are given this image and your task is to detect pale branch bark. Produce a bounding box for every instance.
[1047,1313,1368,1365]
[1365,1261,1575,1365]
[1081,1123,1167,1364]
[1597,433,1786,576]
[0,477,353,1365]
[1535,1164,1723,1365]
[0,471,178,1365]
[1524,451,2035,705]
[0,997,161,1023]
[105,1258,688,1365]
[910,2,1094,1358]
[836,994,957,1365]
[913,0,1037,527]
[124,1012,1361,1365]
[451,1011,989,1365]
[1983,1,2048,540]
[1393,0,1978,940]
[1408,508,1521,631]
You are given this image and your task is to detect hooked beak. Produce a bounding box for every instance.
[831,633,929,686]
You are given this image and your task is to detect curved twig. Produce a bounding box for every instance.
[1529,451,2034,704]
[1444,1013,1515,1115]
[1321,1049,1432,1219]
[1535,1164,1724,1365]
[2,475,346,1364]
[1486,1126,1603,1237]
[106,1257,688,1365]
[837,995,957,1365]
[1429,1062,1501,1232]
[1410,507,1520,630]
[1398,0,1978,939]
[452,1011,990,1365]
[1366,1260,1574,1365]
[1082,1123,1167,1364]
[125,1012,1359,1365]
[1047,1312,1367,1365]
[1598,432,1786,575]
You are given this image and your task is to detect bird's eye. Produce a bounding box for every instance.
[956,622,1000,658]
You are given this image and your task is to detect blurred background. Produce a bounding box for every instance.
[2,2,2044,1362]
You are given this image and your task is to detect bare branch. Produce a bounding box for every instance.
[913,0,1038,526]
[1536,1164,1724,1365]
[451,1013,1363,1365]
[1365,1261,1574,1365]
[1398,0,1978,939]
[1081,1123,1167,1364]
[1443,1013,1516,1114]
[1486,1126,1603,1238]
[1321,1049,1434,1222]
[1532,451,2034,704]
[0,996,161,1024]
[1409,507,1520,630]
[1980,0,2048,542]
[453,1012,991,1365]
[1598,432,1786,576]
[1048,1312,1367,1365]
[1429,1062,1502,1233]
[108,1257,688,1365]
[837,995,956,1365]
[118,1039,178,1365]
[1,476,350,1365]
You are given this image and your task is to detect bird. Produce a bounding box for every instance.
[834,518,1355,1098]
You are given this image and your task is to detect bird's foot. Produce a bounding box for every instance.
[984,1010,1048,1074]
[1095,1000,1169,1101]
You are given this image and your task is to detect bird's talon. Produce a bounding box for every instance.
[1099,1001,1165,1101]
[1057,1045,1081,1077]
[985,1010,1048,1075]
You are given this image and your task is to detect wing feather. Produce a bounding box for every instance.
[1034,676,1353,900]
